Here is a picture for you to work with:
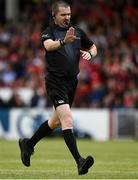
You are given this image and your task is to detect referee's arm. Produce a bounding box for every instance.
[88,44,97,58]
[43,39,62,52]
[43,27,76,52]
[80,44,97,61]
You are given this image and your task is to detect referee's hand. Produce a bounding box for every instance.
[80,50,92,61]
[64,27,76,44]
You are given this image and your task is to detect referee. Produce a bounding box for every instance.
[19,1,97,175]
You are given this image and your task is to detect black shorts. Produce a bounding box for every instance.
[45,74,78,108]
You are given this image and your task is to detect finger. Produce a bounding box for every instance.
[69,27,75,35]
[83,53,90,58]
[69,27,75,30]
[66,31,75,37]
[80,50,84,53]
[81,51,88,57]
[69,36,77,42]
[69,27,75,32]
[83,53,91,60]
[66,30,70,36]
[67,35,76,40]
[72,35,77,40]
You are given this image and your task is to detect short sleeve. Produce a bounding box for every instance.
[41,27,53,43]
[79,28,94,49]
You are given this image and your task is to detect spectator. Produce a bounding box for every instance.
[6,91,25,108]
[0,0,138,108]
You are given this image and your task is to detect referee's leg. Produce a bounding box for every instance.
[56,104,81,162]
[28,108,60,148]
[19,108,61,167]
[48,107,61,129]
[56,104,94,175]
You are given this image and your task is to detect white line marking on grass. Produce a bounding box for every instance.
[0,159,138,165]
[0,169,138,174]
[0,159,73,164]
[0,169,76,173]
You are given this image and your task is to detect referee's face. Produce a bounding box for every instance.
[54,6,71,28]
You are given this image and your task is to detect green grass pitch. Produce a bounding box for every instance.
[0,138,138,179]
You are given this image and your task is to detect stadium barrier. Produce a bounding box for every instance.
[0,108,109,141]
[1,108,138,141]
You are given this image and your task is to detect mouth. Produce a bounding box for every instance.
[64,21,69,26]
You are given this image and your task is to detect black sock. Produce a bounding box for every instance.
[27,121,53,148]
[62,129,81,164]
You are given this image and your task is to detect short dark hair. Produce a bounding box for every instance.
[52,1,70,16]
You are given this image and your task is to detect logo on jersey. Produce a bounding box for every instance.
[42,34,50,39]
[58,100,64,104]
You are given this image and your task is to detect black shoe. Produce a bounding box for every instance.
[18,138,34,167]
[78,156,94,175]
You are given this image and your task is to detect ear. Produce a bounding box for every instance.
[52,12,55,18]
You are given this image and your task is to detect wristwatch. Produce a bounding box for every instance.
[88,51,93,58]
[59,39,66,46]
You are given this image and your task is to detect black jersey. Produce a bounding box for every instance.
[41,24,93,78]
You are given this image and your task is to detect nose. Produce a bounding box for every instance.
[65,14,70,20]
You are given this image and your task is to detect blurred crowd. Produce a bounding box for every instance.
[0,0,138,108]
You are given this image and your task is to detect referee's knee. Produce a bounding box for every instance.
[48,119,61,129]
[60,114,73,129]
